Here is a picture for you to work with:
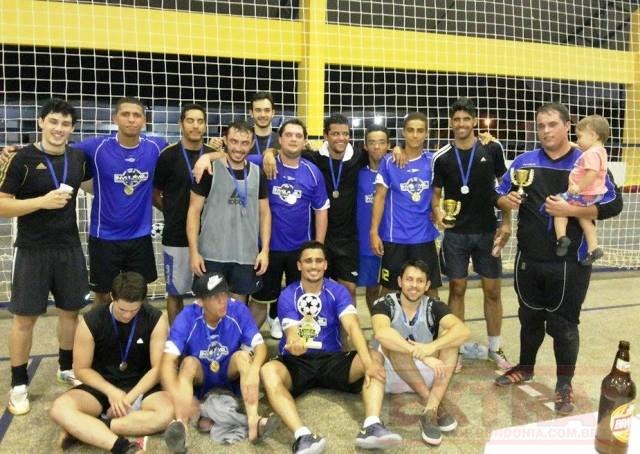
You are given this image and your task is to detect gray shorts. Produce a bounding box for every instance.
[163,246,194,296]
[440,231,502,280]
[10,246,88,315]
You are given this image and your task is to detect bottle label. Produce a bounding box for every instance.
[615,359,630,372]
[610,402,634,443]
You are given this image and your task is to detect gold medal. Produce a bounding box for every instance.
[124,185,134,196]
[119,361,128,372]
[210,360,220,373]
[411,192,421,202]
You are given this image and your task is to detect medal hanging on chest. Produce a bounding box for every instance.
[110,304,139,374]
[328,157,344,200]
[454,140,478,196]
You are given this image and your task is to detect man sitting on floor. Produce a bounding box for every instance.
[371,259,469,446]
[49,272,172,454]
[161,272,277,453]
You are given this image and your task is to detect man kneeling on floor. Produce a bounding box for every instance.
[49,272,173,454]
[371,260,470,446]
[161,272,277,453]
[260,240,402,453]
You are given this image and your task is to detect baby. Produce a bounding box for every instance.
[554,115,609,266]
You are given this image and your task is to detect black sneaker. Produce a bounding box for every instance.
[164,420,187,453]
[355,422,402,449]
[292,433,326,454]
[556,236,571,256]
[419,410,442,446]
[555,384,575,415]
[495,365,534,386]
[580,247,603,266]
[436,407,457,432]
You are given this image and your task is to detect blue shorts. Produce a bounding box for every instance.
[440,231,502,280]
[558,192,603,207]
[196,357,239,399]
[357,255,381,287]
[163,246,193,296]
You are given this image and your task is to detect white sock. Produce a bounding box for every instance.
[488,336,501,352]
[294,427,312,439]
[363,416,381,428]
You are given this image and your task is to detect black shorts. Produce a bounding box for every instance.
[380,241,442,290]
[277,351,364,398]
[88,236,157,293]
[513,251,591,324]
[441,231,502,280]
[204,261,262,296]
[10,246,88,316]
[251,251,300,303]
[72,383,163,413]
[325,239,359,283]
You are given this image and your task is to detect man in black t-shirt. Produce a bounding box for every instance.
[431,98,512,373]
[49,272,172,454]
[153,104,216,324]
[0,98,90,416]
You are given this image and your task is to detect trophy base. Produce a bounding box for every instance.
[304,341,323,349]
[442,219,456,227]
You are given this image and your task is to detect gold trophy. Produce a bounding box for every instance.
[296,293,323,349]
[510,168,534,198]
[442,199,461,227]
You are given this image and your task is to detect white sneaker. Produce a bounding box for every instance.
[268,315,283,340]
[8,385,30,415]
[57,368,82,386]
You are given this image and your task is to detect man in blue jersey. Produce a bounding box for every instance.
[371,260,469,446]
[260,241,402,453]
[357,125,389,312]
[431,98,512,373]
[187,120,271,303]
[74,97,167,305]
[493,103,623,414]
[0,99,90,414]
[370,112,442,298]
[153,104,217,324]
[161,272,275,452]
[250,118,329,331]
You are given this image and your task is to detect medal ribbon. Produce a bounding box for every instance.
[180,143,205,185]
[110,305,139,370]
[328,156,344,195]
[227,163,249,208]
[254,134,272,155]
[453,140,478,192]
[40,143,68,189]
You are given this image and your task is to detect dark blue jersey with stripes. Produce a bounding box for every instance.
[495,147,622,263]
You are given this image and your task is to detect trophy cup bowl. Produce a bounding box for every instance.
[298,315,323,349]
[442,199,461,227]
[511,168,534,198]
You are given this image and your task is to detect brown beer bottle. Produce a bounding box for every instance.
[595,340,636,453]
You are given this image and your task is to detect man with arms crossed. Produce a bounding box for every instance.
[431,97,512,372]
[161,272,276,452]
[0,98,89,414]
[49,272,172,454]
[260,241,402,453]
[371,260,469,446]
[187,120,271,303]
[153,104,215,324]
[493,103,622,414]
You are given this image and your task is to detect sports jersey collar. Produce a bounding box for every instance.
[318,141,354,161]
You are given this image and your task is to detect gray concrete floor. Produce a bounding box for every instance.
[0,272,638,453]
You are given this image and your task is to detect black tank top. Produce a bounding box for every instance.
[84,302,162,389]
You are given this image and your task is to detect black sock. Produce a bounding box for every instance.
[269,302,278,319]
[10,364,28,387]
[59,349,73,371]
[111,436,130,454]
